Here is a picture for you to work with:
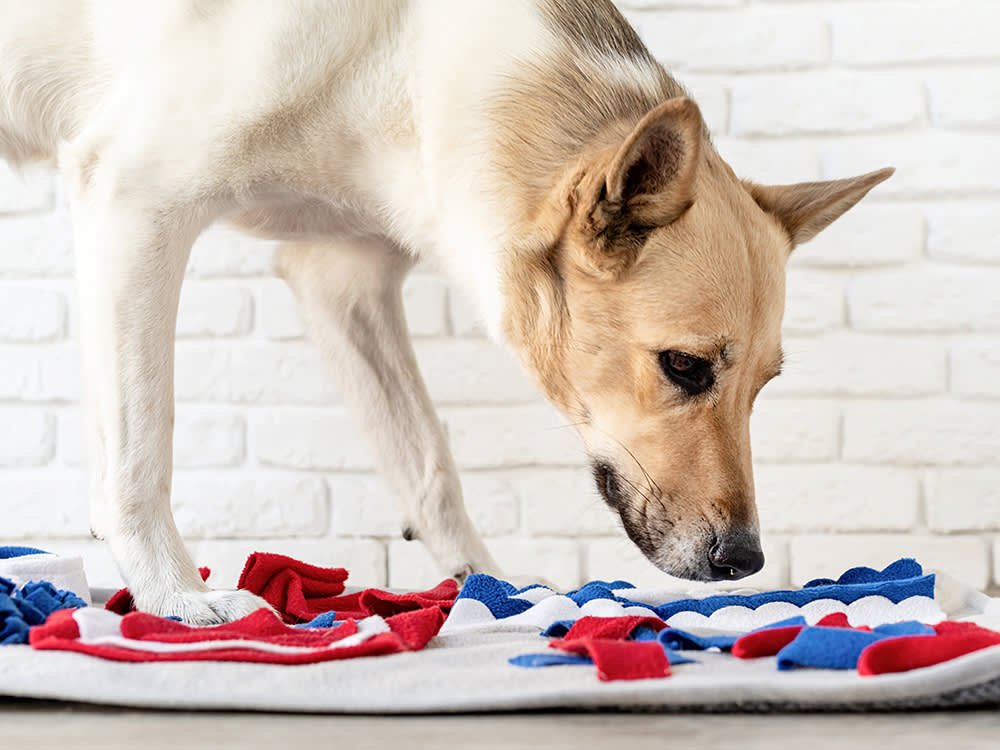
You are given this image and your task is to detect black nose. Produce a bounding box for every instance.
[708,531,764,581]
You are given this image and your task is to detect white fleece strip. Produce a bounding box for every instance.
[440,594,944,635]
[71,608,389,655]
[0,553,92,606]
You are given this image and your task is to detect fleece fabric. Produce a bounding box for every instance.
[30,605,444,664]
[0,546,91,606]
[444,560,945,637]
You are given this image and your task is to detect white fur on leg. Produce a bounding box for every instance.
[278,239,505,582]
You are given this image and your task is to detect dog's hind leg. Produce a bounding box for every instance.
[62,147,269,624]
[277,238,502,583]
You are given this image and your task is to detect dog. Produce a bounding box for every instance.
[1,0,892,623]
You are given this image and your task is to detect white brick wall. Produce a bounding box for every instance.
[2,0,998,594]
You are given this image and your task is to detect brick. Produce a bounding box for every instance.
[585,534,789,590]
[928,68,1000,128]
[461,474,522,537]
[0,286,64,341]
[172,410,246,469]
[448,288,487,338]
[0,410,54,467]
[256,279,305,340]
[792,204,924,269]
[387,539,447,589]
[927,202,1000,265]
[0,212,74,278]
[402,274,449,337]
[755,465,919,533]
[714,138,822,184]
[832,4,1000,66]
[37,345,79,402]
[926,470,1000,533]
[330,475,400,536]
[731,72,923,136]
[415,340,538,405]
[750,399,840,462]
[518,470,618,536]
[176,282,253,338]
[171,474,328,539]
[843,401,1000,466]
[848,268,1000,332]
[252,409,374,471]
[194,537,386,589]
[0,345,79,402]
[445,406,584,469]
[487,537,582,590]
[790,534,989,591]
[951,340,1000,398]
[767,334,946,398]
[27,538,123,590]
[2,474,88,538]
[823,134,1000,197]
[0,163,55,213]
[186,226,275,278]
[672,74,729,135]
[782,270,844,334]
[175,343,233,402]
[638,10,829,72]
[228,343,341,404]
[331,473,519,538]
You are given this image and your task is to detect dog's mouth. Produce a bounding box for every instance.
[592,461,622,508]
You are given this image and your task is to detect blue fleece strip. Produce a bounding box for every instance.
[0,578,88,645]
[0,546,47,559]
[658,628,740,651]
[459,559,931,625]
[296,612,346,629]
[510,644,696,670]
[775,620,936,671]
[632,561,934,620]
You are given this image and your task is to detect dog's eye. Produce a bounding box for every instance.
[658,350,715,396]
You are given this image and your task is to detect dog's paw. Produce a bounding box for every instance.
[145,589,273,625]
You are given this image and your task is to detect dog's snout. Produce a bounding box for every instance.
[708,530,764,581]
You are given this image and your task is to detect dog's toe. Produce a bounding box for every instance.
[150,589,273,625]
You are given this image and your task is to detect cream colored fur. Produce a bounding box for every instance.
[0,0,891,622]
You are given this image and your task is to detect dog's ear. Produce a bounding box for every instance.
[744,168,895,248]
[573,97,702,279]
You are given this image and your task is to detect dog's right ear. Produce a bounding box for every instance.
[571,97,702,280]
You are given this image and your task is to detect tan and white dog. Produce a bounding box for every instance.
[1,0,892,623]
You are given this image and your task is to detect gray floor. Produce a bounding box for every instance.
[2,700,999,749]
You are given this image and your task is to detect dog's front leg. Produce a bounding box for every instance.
[278,239,502,582]
[65,157,267,624]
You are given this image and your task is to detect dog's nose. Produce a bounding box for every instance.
[707,530,764,581]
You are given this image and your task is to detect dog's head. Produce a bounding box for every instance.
[503,98,892,581]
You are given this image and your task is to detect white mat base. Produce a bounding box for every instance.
[2,628,1000,713]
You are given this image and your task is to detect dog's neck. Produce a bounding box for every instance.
[470,51,684,409]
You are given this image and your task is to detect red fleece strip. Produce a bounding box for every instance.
[551,637,670,681]
[318,579,460,621]
[561,615,667,641]
[238,553,349,622]
[30,606,445,664]
[732,612,857,659]
[858,621,1000,676]
[547,616,671,681]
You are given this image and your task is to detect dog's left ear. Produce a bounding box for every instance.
[744,167,895,248]
[574,97,702,279]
